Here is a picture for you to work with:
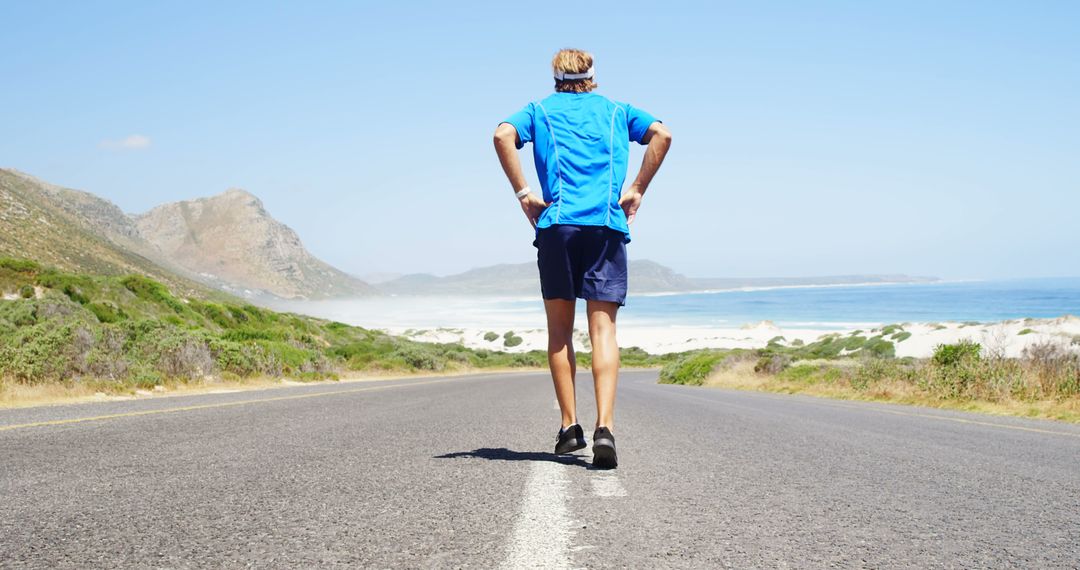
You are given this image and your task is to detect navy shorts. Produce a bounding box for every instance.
[534,224,628,306]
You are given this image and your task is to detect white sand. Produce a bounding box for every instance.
[272,295,1079,359]
[388,316,1080,359]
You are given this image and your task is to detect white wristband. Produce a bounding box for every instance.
[515,186,532,199]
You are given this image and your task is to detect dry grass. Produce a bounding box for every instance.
[0,375,286,409]
[703,361,1080,423]
[0,366,547,410]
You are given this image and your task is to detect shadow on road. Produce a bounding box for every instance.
[434,447,591,468]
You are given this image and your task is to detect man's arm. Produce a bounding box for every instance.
[619,122,672,224]
[494,123,550,228]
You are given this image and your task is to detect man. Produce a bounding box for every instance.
[493,49,672,468]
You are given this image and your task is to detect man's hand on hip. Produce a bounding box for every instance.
[520,192,551,228]
[619,187,644,225]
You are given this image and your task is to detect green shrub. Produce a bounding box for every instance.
[755,354,789,374]
[484,331,499,342]
[2,301,38,327]
[1018,328,1035,336]
[796,335,845,359]
[778,364,819,382]
[619,346,661,367]
[208,338,275,376]
[503,334,523,348]
[891,331,912,342]
[392,345,444,371]
[190,301,235,328]
[222,328,289,342]
[930,340,983,398]
[850,358,902,389]
[510,351,546,367]
[0,258,42,274]
[227,305,250,323]
[18,285,34,299]
[61,284,89,305]
[120,275,187,314]
[862,336,896,358]
[659,350,730,385]
[0,323,76,383]
[128,365,163,390]
[36,272,92,293]
[932,341,981,367]
[87,302,125,323]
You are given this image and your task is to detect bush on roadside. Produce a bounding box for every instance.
[659,350,733,385]
[755,354,789,374]
[932,340,981,368]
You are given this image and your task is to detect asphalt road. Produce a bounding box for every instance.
[2,370,1079,568]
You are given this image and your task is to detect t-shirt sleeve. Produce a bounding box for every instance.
[625,104,659,144]
[501,103,535,149]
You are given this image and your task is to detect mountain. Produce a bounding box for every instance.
[134,189,375,300]
[0,169,212,297]
[0,168,375,301]
[687,275,939,290]
[378,259,694,296]
[359,271,405,284]
[376,259,938,296]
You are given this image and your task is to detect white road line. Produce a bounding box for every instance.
[501,461,574,569]
[552,399,561,411]
[590,473,627,497]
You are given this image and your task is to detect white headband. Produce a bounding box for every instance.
[554,66,594,81]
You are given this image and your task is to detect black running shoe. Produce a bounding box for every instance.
[592,427,618,468]
[554,424,587,454]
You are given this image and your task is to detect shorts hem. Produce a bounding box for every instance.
[541,293,626,307]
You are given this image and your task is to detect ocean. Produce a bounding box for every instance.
[277,278,1080,331]
[610,278,1080,329]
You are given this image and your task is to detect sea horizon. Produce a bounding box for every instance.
[274,277,1080,332]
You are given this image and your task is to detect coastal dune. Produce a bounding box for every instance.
[392,316,1080,359]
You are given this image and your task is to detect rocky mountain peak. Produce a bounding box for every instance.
[134,189,372,299]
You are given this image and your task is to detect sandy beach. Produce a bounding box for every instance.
[388,316,1080,359]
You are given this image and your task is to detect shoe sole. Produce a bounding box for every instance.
[554,440,587,455]
[592,438,618,468]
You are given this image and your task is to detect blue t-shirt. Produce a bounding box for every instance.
[502,92,658,243]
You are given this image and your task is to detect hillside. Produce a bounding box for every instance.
[0,258,554,392]
[135,189,376,300]
[0,169,214,298]
[376,259,937,296]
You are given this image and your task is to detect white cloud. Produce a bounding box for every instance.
[99,134,151,150]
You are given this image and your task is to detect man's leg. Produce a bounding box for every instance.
[545,298,577,428]
[586,300,620,429]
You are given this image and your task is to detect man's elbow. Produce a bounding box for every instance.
[494,123,518,146]
[653,124,672,145]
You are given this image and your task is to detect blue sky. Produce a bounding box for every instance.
[2,1,1078,279]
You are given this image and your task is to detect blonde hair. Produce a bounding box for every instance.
[552,49,597,93]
